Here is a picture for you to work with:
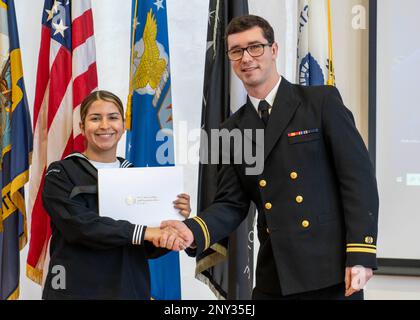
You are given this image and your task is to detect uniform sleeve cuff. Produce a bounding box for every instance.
[132,224,146,245]
[346,243,378,269]
[185,246,197,257]
[183,217,210,254]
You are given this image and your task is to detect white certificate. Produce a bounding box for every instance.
[98,166,184,227]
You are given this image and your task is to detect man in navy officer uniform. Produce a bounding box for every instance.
[162,15,379,300]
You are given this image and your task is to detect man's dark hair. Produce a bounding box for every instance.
[225,15,275,45]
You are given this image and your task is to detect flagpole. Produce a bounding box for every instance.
[326,0,334,85]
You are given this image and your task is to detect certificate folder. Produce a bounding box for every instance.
[98,166,184,227]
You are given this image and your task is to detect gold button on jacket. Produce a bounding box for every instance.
[302,220,310,228]
[259,180,267,188]
[290,172,298,180]
[265,202,272,210]
[296,196,304,204]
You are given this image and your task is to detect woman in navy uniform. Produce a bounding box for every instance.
[42,90,190,299]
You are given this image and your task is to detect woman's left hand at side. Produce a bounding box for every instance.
[173,193,191,219]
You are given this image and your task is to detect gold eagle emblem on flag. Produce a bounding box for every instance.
[132,9,166,91]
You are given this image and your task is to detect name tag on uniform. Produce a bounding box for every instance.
[98,166,184,227]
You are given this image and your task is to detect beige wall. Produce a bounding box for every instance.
[331,0,420,299]
[331,0,369,145]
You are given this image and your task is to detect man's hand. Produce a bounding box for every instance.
[345,266,373,297]
[173,193,191,219]
[160,220,194,251]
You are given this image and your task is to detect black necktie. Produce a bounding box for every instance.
[258,100,270,127]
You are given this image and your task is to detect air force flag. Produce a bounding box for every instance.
[126,0,180,300]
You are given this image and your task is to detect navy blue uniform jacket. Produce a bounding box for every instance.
[185,78,379,296]
[42,153,167,299]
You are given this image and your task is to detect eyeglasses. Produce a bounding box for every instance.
[226,43,273,61]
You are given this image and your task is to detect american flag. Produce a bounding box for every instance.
[26,0,98,284]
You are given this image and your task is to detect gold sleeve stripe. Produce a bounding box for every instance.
[195,217,210,250]
[195,216,210,249]
[346,248,377,254]
[192,216,210,250]
[347,244,377,249]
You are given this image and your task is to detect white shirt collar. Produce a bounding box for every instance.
[89,159,120,170]
[249,77,282,113]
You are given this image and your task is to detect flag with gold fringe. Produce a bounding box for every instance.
[26,0,98,286]
[0,0,33,300]
[125,0,180,300]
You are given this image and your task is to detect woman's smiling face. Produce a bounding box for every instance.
[80,99,125,158]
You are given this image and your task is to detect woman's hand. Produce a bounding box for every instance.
[144,227,163,247]
[173,193,191,219]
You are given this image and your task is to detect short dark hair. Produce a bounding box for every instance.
[226,15,275,46]
[80,90,124,124]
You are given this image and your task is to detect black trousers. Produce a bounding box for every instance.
[252,282,364,300]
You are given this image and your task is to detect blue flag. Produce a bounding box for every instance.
[0,0,33,300]
[126,0,180,300]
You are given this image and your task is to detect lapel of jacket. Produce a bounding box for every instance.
[263,77,301,161]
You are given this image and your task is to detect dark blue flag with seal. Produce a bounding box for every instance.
[0,0,33,300]
[125,0,180,300]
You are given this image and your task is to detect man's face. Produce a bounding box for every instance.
[227,26,278,89]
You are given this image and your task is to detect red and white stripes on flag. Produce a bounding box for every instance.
[26,0,98,284]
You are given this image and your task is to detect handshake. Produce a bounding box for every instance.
[144,220,195,251]
[144,193,195,251]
